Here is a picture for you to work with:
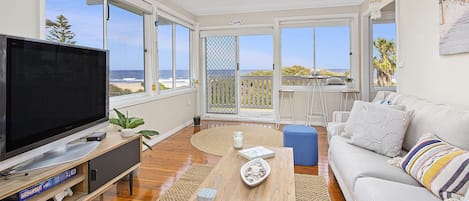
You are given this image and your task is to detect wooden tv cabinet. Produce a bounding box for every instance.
[0,133,141,201]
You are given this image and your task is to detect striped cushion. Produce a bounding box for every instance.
[400,134,469,200]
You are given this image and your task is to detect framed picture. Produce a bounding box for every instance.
[439,0,469,55]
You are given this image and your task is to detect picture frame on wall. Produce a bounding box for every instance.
[439,0,469,55]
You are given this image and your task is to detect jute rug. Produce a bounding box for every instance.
[191,125,283,156]
[159,164,331,201]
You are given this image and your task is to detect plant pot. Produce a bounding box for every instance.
[346,82,354,89]
[121,128,135,138]
[193,116,201,126]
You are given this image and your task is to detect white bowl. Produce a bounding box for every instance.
[240,158,271,187]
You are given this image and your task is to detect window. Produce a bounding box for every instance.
[45,0,103,48]
[371,20,396,88]
[46,0,150,98]
[281,24,351,86]
[108,4,145,97]
[175,25,190,88]
[158,16,191,91]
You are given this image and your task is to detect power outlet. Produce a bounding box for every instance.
[187,99,192,106]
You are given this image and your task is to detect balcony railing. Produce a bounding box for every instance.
[208,75,329,111]
[240,76,273,109]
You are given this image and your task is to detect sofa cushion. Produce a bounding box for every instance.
[347,101,413,157]
[388,92,469,151]
[401,134,469,200]
[329,136,420,189]
[343,101,405,139]
[354,177,441,201]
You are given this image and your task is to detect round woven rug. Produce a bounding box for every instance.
[191,125,283,156]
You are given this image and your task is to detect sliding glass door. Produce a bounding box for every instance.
[204,34,273,116]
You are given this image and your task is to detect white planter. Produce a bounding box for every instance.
[121,129,136,138]
[346,82,354,89]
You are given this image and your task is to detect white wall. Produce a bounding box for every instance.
[0,1,41,38]
[117,92,196,135]
[397,0,469,108]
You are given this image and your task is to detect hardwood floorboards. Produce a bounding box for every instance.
[96,120,345,201]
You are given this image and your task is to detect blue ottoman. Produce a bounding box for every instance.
[283,125,318,166]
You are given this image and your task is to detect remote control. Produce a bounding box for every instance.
[86,132,106,141]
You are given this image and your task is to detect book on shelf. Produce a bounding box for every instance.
[238,146,275,160]
[12,167,78,201]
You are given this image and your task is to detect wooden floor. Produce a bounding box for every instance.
[98,120,345,201]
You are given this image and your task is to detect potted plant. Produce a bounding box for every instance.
[345,77,354,89]
[109,108,159,150]
[193,115,201,126]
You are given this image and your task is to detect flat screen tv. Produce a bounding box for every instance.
[0,35,109,161]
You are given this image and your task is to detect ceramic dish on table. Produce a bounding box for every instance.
[240,158,271,187]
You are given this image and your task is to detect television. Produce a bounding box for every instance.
[0,35,109,162]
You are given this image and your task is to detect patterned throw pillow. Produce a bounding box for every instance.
[343,101,406,138]
[400,134,469,200]
[346,101,412,157]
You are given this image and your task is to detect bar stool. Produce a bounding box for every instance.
[276,89,295,128]
[302,75,330,127]
[339,89,360,111]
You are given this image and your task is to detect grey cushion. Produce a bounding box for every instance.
[354,177,441,201]
[329,136,420,189]
[389,93,469,151]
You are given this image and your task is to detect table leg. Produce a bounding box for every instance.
[129,171,134,196]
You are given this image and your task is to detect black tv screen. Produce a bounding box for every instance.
[0,36,108,160]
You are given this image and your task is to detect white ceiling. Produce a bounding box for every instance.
[167,0,365,16]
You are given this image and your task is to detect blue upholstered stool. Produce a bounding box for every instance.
[283,125,318,166]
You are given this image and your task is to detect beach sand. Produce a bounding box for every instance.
[110,80,190,93]
[111,82,144,92]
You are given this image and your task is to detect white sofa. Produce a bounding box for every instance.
[327,92,469,201]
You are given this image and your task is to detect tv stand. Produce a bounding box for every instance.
[0,133,141,201]
[12,141,100,174]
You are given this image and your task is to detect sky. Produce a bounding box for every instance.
[46,0,395,72]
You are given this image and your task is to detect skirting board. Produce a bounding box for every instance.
[142,119,193,151]
[203,115,325,127]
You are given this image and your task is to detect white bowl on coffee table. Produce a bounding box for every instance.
[240,158,271,187]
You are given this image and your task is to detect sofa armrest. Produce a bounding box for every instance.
[327,122,346,142]
[332,111,350,123]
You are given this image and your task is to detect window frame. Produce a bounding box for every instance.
[275,13,360,92]
[370,12,397,92]
[157,17,193,93]
[41,0,196,109]
[107,2,147,98]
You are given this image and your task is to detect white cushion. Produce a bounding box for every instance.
[343,101,405,139]
[329,136,420,189]
[347,101,413,157]
[389,93,469,151]
[355,177,441,201]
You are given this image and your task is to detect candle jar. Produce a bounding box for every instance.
[233,131,244,149]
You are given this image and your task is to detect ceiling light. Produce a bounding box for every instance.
[369,0,382,20]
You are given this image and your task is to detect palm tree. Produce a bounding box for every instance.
[373,38,396,87]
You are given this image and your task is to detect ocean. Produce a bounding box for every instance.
[110,68,349,82]
[110,69,255,82]
[110,70,190,82]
